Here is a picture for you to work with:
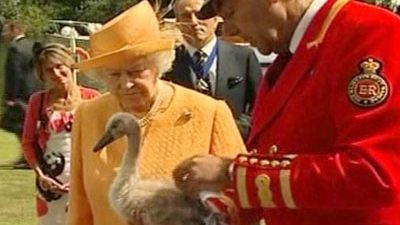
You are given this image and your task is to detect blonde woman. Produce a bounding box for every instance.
[68,1,245,225]
[22,43,99,225]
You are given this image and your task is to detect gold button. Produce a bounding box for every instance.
[250,149,258,154]
[238,156,248,163]
[259,160,270,166]
[281,160,291,167]
[249,158,258,164]
[269,145,278,155]
[271,160,280,167]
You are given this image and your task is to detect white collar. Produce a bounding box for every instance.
[289,0,327,53]
[185,35,217,57]
[12,34,25,42]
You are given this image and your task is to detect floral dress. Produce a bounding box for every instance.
[36,108,73,225]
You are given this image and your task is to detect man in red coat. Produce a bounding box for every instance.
[173,0,400,224]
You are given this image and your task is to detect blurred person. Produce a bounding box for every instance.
[23,43,99,225]
[173,0,400,225]
[164,0,262,140]
[68,2,245,225]
[0,20,43,169]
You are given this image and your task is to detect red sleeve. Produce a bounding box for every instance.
[22,92,43,165]
[288,14,400,210]
[79,87,101,100]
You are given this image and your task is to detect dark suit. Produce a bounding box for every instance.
[1,36,42,135]
[164,39,262,139]
[4,36,42,102]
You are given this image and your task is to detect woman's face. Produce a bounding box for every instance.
[101,59,159,113]
[42,56,74,90]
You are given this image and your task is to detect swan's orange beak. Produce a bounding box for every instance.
[93,131,116,152]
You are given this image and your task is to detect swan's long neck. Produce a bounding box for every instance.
[109,119,142,218]
[117,122,141,182]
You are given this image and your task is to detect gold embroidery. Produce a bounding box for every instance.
[238,156,248,163]
[348,58,389,107]
[259,160,270,166]
[249,158,258,165]
[280,170,296,209]
[236,167,251,208]
[255,174,276,208]
[269,145,278,155]
[307,0,350,48]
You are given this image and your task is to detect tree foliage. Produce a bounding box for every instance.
[0,0,139,38]
[2,0,397,38]
[77,0,139,22]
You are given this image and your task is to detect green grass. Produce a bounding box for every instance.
[0,170,35,225]
[0,129,36,225]
[0,131,20,165]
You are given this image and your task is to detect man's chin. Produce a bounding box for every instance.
[185,35,209,47]
[256,47,273,55]
[254,42,277,55]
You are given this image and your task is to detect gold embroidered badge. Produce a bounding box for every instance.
[255,174,276,208]
[348,58,389,107]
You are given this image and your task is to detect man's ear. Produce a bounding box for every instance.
[9,24,16,33]
[212,16,219,23]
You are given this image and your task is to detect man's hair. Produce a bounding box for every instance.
[3,20,27,34]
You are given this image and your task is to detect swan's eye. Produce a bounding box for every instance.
[110,123,122,134]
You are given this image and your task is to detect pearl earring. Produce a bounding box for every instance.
[126,82,135,88]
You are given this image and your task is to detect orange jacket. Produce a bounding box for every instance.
[68,81,245,225]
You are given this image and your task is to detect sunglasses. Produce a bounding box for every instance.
[159,0,219,20]
[195,0,219,20]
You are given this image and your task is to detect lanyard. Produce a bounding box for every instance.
[188,43,218,78]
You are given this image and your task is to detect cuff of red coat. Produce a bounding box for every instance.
[231,153,298,209]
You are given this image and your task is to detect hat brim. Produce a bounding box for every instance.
[76,38,175,71]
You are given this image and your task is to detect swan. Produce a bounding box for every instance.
[92,112,210,225]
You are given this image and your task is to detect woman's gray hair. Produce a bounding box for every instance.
[148,49,176,77]
[87,49,176,80]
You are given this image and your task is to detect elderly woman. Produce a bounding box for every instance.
[68,2,245,225]
[22,43,99,225]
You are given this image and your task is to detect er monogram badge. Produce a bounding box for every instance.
[348,58,389,107]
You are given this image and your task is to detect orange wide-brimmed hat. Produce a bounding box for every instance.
[76,0,175,71]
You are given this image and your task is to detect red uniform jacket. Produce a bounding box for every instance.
[231,0,400,224]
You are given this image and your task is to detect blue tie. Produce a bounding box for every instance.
[192,50,211,94]
[192,50,207,77]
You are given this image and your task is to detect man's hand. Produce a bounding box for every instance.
[173,154,233,196]
[5,100,16,106]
